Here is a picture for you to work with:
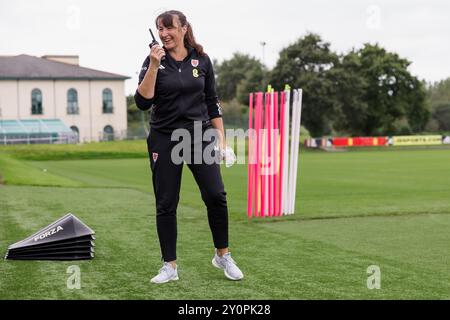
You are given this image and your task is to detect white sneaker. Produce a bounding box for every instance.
[212,251,244,280]
[150,262,179,284]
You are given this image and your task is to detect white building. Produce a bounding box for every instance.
[0,54,129,142]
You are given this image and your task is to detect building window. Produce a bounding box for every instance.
[70,126,79,135]
[102,89,113,113]
[67,89,79,114]
[103,125,114,141]
[31,89,43,115]
[70,126,79,143]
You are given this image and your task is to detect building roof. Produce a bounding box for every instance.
[0,54,130,80]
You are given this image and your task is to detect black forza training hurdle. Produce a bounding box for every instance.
[5,213,95,260]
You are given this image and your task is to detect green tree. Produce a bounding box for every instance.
[428,78,450,106]
[269,33,338,137]
[127,94,148,137]
[127,94,141,122]
[236,63,266,105]
[427,78,450,131]
[330,46,429,136]
[356,44,429,135]
[431,104,450,131]
[328,51,368,135]
[215,53,266,103]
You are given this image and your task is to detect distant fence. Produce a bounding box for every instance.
[306,135,450,148]
[2,129,150,144]
[96,118,249,142]
[98,127,149,142]
[97,121,250,142]
[0,133,78,145]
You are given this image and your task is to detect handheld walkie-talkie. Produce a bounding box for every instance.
[149,28,165,61]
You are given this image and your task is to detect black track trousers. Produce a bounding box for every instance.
[147,125,229,262]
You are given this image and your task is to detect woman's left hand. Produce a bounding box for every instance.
[221,145,236,167]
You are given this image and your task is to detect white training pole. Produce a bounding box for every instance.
[287,90,298,214]
[288,90,298,214]
[291,89,303,214]
[289,89,303,214]
[282,89,290,215]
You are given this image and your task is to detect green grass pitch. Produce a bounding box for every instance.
[1,141,450,299]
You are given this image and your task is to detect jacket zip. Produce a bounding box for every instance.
[178,62,186,115]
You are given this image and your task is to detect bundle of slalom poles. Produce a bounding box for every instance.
[247,86,303,218]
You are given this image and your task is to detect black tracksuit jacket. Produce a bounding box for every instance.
[134,46,222,133]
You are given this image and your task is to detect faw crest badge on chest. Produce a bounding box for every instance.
[191,59,199,67]
[152,152,159,162]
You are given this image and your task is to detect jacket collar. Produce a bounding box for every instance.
[163,45,196,64]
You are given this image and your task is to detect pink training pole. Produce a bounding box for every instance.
[247,93,254,218]
[252,93,258,217]
[255,92,264,217]
[260,93,266,217]
[278,92,286,216]
[266,93,270,217]
[270,91,276,216]
[273,91,279,216]
[262,92,271,217]
[268,92,273,217]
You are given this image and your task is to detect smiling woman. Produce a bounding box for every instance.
[156,10,205,57]
[133,10,242,284]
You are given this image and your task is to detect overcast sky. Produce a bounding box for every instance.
[1,0,449,94]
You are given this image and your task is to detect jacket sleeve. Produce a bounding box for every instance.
[134,56,154,111]
[204,56,222,119]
